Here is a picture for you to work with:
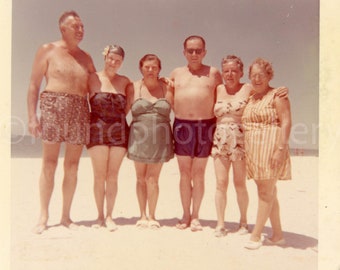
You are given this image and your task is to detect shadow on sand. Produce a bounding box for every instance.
[46,217,318,251]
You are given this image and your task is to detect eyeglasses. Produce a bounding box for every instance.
[250,73,268,80]
[186,48,204,55]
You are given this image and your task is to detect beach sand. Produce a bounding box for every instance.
[10,151,318,270]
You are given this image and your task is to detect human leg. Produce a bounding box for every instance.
[268,186,284,241]
[191,157,208,221]
[33,142,61,234]
[213,157,230,231]
[144,163,163,222]
[176,155,193,228]
[105,146,126,230]
[232,160,249,229]
[60,143,83,227]
[134,162,148,223]
[250,179,277,242]
[88,145,110,227]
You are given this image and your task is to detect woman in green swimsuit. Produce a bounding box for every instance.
[126,54,174,229]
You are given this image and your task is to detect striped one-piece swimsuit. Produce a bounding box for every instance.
[241,89,291,180]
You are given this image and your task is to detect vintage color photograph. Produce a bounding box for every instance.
[4,0,338,269]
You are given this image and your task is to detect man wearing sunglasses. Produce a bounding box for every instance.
[170,35,222,232]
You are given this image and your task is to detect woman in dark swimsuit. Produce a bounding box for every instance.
[87,45,131,231]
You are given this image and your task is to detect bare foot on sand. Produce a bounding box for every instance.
[176,216,191,230]
[61,219,79,230]
[32,223,47,234]
[190,219,203,232]
[105,217,117,232]
[92,218,105,229]
[136,218,148,229]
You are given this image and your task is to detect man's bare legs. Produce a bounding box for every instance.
[33,142,61,234]
[176,156,208,230]
[176,156,192,228]
[60,143,83,228]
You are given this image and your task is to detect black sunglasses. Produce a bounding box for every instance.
[186,48,204,55]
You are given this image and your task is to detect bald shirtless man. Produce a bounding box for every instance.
[27,11,96,234]
[170,36,222,231]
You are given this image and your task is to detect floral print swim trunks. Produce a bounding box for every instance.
[40,90,90,145]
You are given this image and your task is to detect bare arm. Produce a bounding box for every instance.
[88,72,101,97]
[87,54,96,74]
[125,82,135,114]
[215,69,223,86]
[214,69,223,104]
[27,44,50,137]
[164,82,174,110]
[271,95,292,168]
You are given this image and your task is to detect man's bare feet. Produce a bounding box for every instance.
[32,223,47,234]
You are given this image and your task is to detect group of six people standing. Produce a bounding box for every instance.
[27,11,292,250]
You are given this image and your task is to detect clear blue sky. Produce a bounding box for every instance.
[11,0,319,150]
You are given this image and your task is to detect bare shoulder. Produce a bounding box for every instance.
[117,74,131,84]
[274,91,291,108]
[216,83,225,91]
[210,66,222,84]
[89,71,100,83]
[160,79,172,91]
[210,66,220,74]
[36,42,58,57]
[173,66,186,73]
[216,84,226,98]
[170,66,186,79]
[242,83,252,91]
[126,81,135,93]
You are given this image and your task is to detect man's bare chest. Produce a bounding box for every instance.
[48,53,88,78]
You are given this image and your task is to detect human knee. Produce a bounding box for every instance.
[234,179,247,192]
[146,175,159,186]
[63,158,80,171]
[216,179,228,192]
[192,166,206,179]
[42,157,58,175]
[257,188,275,203]
[179,167,191,180]
[136,175,146,185]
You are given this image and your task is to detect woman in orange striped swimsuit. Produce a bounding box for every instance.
[242,58,292,249]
